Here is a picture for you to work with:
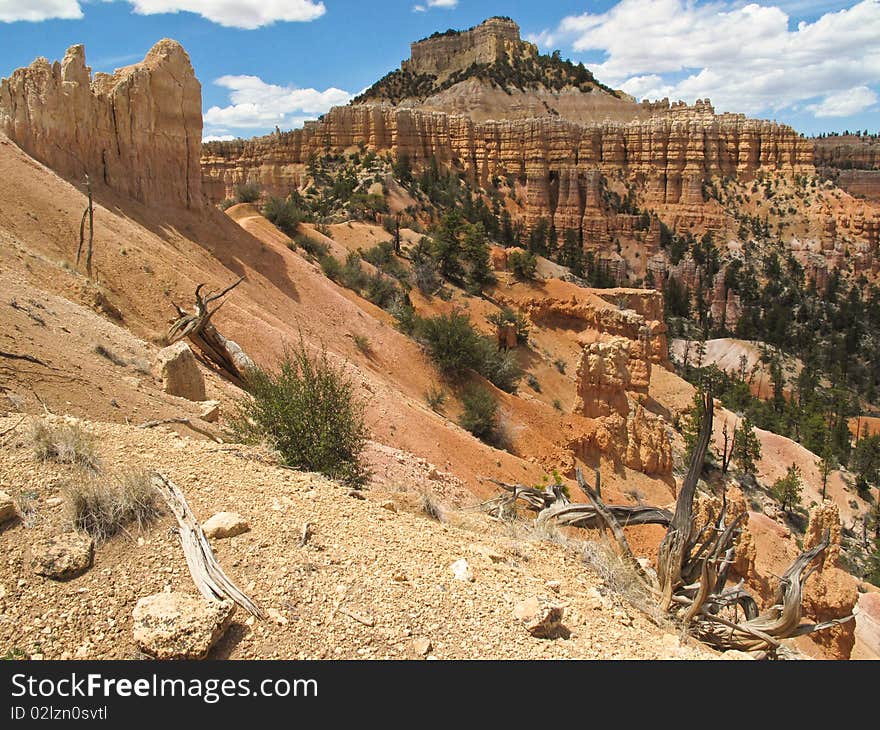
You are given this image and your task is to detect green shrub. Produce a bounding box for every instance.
[319,254,343,280]
[508,250,537,280]
[231,343,368,487]
[459,386,498,442]
[419,310,521,392]
[527,373,541,392]
[295,233,329,259]
[233,182,261,204]
[364,271,400,309]
[263,197,305,237]
[425,385,446,413]
[340,252,368,291]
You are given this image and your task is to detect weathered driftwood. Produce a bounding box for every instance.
[167,277,254,386]
[152,472,265,618]
[138,417,223,443]
[487,390,853,656]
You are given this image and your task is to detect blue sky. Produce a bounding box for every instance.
[0,1,877,139]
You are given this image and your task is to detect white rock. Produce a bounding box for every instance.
[267,608,288,626]
[199,400,221,423]
[717,650,756,660]
[203,512,250,539]
[156,341,205,401]
[133,593,235,659]
[450,559,474,582]
[412,637,432,657]
[29,532,94,580]
[0,490,16,524]
[513,597,566,638]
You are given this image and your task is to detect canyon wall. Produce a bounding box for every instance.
[201,103,814,233]
[815,136,880,202]
[0,40,202,209]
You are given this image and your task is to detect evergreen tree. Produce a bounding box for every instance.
[771,464,803,514]
[462,223,495,294]
[733,416,762,474]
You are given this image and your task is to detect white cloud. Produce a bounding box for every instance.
[204,75,352,134]
[806,85,879,116]
[413,0,458,11]
[202,134,237,142]
[542,0,880,120]
[0,0,82,22]
[122,0,325,29]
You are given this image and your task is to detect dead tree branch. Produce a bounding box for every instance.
[152,473,265,618]
[168,277,254,386]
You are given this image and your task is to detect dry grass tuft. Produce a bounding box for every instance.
[581,541,668,628]
[29,420,100,472]
[420,490,446,522]
[64,469,161,541]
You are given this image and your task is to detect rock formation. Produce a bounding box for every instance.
[0,40,202,209]
[200,103,814,237]
[571,334,672,475]
[403,16,524,80]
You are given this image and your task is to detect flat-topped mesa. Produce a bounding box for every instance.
[403,16,527,80]
[0,40,202,209]
[201,103,815,227]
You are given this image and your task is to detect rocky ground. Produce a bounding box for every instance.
[0,414,717,661]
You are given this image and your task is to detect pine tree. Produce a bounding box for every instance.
[733,416,762,474]
[462,223,495,294]
[771,464,803,514]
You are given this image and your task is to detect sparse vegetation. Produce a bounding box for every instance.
[93,343,126,367]
[458,385,499,443]
[352,333,371,354]
[425,385,446,413]
[233,182,261,204]
[29,420,100,472]
[771,464,804,514]
[231,342,369,488]
[65,469,161,541]
[508,249,537,281]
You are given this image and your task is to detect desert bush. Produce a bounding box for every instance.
[364,271,400,309]
[458,385,498,443]
[554,359,566,374]
[231,342,368,487]
[508,249,538,280]
[233,182,261,204]
[425,385,446,413]
[419,310,521,392]
[352,333,371,354]
[526,374,541,392]
[295,233,329,259]
[65,469,161,541]
[29,420,100,472]
[319,254,343,281]
[263,197,305,237]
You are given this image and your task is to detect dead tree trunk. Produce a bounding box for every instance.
[487,388,853,656]
[75,174,95,279]
[168,277,255,387]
